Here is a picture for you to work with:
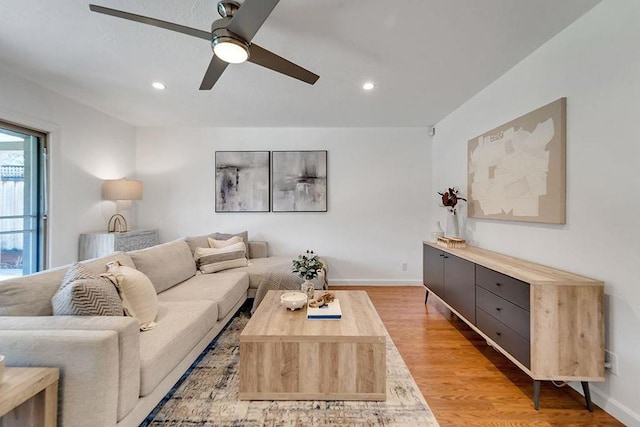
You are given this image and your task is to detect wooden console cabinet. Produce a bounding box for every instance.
[422,242,604,410]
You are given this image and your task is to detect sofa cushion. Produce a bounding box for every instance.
[105,261,158,331]
[138,301,218,396]
[0,252,137,317]
[194,243,248,274]
[129,240,196,294]
[0,266,67,316]
[157,271,249,320]
[52,263,124,316]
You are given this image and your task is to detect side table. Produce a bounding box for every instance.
[0,367,59,427]
[78,229,159,260]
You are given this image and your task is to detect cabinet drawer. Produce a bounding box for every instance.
[476,286,530,340]
[476,308,531,369]
[476,265,530,310]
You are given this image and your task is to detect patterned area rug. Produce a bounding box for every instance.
[142,310,438,426]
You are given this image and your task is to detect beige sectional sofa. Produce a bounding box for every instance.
[0,237,295,427]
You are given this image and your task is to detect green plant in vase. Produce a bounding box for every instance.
[292,250,324,301]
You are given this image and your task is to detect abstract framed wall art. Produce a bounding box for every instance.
[215,151,270,212]
[272,150,327,212]
[467,98,566,224]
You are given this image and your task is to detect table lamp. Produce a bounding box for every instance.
[103,178,143,232]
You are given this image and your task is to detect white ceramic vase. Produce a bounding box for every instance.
[301,280,315,301]
[446,212,460,238]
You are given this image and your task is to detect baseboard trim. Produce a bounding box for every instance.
[328,279,422,286]
[571,382,640,426]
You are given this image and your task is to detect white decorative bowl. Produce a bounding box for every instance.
[280,292,307,311]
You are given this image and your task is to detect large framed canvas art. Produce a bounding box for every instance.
[215,151,270,212]
[467,98,566,224]
[272,151,327,212]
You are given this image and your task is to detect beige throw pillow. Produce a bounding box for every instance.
[195,242,248,274]
[104,261,158,331]
[208,235,242,249]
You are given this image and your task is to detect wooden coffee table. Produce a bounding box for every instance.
[239,290,386,401]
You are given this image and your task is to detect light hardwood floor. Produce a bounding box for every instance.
[331,285,622,426]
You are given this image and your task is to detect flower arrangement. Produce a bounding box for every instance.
[292,250,324,280]
[438,187,467,214]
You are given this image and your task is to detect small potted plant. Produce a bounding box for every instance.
[292,250,324,301]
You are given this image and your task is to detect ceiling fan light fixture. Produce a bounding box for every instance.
[213,36,249,64]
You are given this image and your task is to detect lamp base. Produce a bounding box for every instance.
[108,214,128,233]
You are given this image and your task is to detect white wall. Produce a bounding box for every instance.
[432,1,640,424]
[136,127,431,284]
[0,68,137,267]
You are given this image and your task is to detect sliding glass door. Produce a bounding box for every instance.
[0,121,47,279]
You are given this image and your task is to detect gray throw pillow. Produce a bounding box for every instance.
[52,262,124,316]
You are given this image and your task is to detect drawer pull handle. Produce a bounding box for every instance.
[439,254,444,257]
[496,332,502,336]
[495,307,502,311]
[496,282,502,287]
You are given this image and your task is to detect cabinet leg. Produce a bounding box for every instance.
[533,380,541,410]
[424,290,429,304]
[581,381,594,412]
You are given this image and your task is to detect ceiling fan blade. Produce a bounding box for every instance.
[226,0,280,42]
[199,55,230,90]
[89,4,211,41]
[248,44,319,85]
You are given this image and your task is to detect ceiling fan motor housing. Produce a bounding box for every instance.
[211,20,251,62]
[217,0,241,18]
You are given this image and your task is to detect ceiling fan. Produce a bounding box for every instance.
[89,0,319,90]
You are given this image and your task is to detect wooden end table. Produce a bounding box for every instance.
[0,367,59,427]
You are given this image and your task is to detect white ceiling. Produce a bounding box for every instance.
[0,0,599,127]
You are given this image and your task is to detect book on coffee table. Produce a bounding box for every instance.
[307,299,342,320]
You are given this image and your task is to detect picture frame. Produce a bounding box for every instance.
[215,151,270,213]
[467,98,566,224]
[272,150,328,212]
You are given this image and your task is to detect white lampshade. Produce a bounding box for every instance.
[103,179,143,201]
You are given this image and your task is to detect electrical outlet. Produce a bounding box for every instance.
[401,262,408,271]
[605,350,618,376]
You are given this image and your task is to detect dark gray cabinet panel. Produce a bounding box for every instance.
[476,265,530,310]
[476,308,531,369]
[423,244,444,297]
[476,286,530,340]
[443,254,476,324]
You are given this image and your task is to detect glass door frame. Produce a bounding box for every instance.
[0,119,48,274]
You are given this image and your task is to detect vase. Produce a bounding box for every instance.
[445,212,460,238]
[431,221,445,241]
[301,280,315,301]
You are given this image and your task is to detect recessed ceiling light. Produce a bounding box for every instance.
[152,82,166,90]
[362,82,375,91]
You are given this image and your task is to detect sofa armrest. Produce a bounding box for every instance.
[0,316,140,421]
[248,241,268,259]
[0,329,120,427]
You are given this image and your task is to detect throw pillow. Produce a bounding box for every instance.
[194,242,248,274]
[212,231,250,258]
[104,261,158,331]
[52,262,124,316]
[208,236,247,258]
